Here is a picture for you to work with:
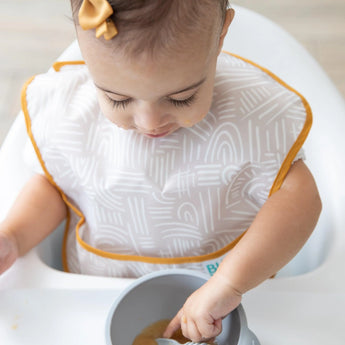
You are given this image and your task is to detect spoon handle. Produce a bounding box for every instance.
[155,338,209,345]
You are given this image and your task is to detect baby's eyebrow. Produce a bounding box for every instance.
[167,77,206,96]
[94,77,206,98]
[94,84,128,97]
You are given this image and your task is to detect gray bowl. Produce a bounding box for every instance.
[105,269,260,345]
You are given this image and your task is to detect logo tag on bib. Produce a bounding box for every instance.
[202,253,227,277]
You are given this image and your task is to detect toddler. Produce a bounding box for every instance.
[0,0,321,342]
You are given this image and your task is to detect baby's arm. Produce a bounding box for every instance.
[164,160,322,342]
[0,174,67,275]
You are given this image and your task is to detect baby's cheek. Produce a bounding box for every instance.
[99,103,132,128]
[182,119,193,127]
[182,111,207,128]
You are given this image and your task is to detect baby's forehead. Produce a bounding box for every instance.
[78,26,214,101]
[79,26,213,76]
[74,0,223,58]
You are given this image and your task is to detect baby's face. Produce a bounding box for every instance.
[77,29,220,138]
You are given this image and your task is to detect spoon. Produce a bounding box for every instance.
[155,338,209,345]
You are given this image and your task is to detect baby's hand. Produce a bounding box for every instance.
[0,230,19,275]
[163,273,242,342]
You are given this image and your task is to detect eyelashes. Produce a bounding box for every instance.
[109,97,132,110]
[168,94,197,108]
[106,93,197,110]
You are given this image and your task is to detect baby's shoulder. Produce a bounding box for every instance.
[26,61,90,97]
[22,62,97,121]
[211,52,310,138]
[216,52,289,92]
[214,52,308,118]
[215,52,305,98]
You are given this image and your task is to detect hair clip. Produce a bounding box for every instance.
[78,0,118,40]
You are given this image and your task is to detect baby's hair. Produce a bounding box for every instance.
[71,0,229,58]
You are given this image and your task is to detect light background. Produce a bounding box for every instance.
[0,0,344,145]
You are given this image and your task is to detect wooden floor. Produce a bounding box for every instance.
[0,0,344,145]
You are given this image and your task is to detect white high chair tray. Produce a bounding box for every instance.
[1,5,345,344]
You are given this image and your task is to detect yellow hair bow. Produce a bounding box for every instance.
[78,0,118,40]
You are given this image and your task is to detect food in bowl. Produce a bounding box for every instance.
[132,319,217,345]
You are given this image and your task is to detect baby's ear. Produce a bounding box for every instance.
[218,8,235,54]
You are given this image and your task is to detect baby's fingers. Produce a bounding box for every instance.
[0,233,18,275]
[181,317,204,342]
[163,309,183,338]
[187,316,222,342]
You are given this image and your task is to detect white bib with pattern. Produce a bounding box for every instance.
[22,53,311,277]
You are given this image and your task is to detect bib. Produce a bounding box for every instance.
[21,52,311,278]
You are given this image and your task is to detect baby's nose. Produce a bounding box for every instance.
[134,103,166,132]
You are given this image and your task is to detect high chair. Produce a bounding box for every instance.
[1,5,345,344]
